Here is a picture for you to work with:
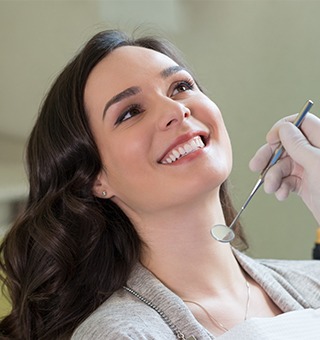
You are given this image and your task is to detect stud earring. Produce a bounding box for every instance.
[102,191,107,197]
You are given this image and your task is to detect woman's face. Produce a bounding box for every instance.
[84,46,232,219]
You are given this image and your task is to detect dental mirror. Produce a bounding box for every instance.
[210,99,314,243]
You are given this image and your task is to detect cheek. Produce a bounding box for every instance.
[200,100,233,171]
[198,99,231,144]
[101,133,150,185]
[102,136,162,214]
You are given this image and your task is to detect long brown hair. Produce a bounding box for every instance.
[0,29,246,339]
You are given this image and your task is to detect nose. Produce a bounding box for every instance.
[157,99,191,130]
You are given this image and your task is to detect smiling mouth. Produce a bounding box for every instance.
[160,136,205,164]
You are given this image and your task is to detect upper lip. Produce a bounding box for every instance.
[157,130,209,163]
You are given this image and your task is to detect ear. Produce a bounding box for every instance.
[92,170,115,199]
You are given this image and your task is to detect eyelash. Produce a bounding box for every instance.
[115,103,144,125]
[115,78,195,125]
[172,78,195,95]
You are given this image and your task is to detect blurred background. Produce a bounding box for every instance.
[1,0,319,261]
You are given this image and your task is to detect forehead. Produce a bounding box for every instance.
[85,46,179,89]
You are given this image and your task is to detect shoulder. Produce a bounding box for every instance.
[257,257,320,281]
[234,250,320,309]
[235,248,320,283]
[71,289,175,340]
[258,258,320,307]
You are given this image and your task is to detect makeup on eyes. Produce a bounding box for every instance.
[113,76,196,125]
[115,103,145,125]
[170,78,195,96]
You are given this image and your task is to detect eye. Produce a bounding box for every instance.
[171,79,195,96]
[115,104,144,125]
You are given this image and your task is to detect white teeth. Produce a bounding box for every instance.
[161,136,205,164]
[184,143,192,153]
[173,150,180,158]
[178,147,186,155]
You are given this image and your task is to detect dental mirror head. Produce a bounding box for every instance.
[210,99,313,244]
[210,176,264,243]
[210,224,235,243]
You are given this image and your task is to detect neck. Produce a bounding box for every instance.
[137,192,245,300]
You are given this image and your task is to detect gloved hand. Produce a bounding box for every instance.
[249,112,320,224]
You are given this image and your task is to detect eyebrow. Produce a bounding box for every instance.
[102,86,141,119]
[102,65,186,119]
[160,65,185,78]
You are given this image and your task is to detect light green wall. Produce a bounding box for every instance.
[1,0,319,260]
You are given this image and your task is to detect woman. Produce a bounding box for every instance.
[0,29,319,340]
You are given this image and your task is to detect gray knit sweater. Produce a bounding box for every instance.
[72,251,320,339]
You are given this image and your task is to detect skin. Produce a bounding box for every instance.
[84,46,282,335]
[85,46,232,217]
